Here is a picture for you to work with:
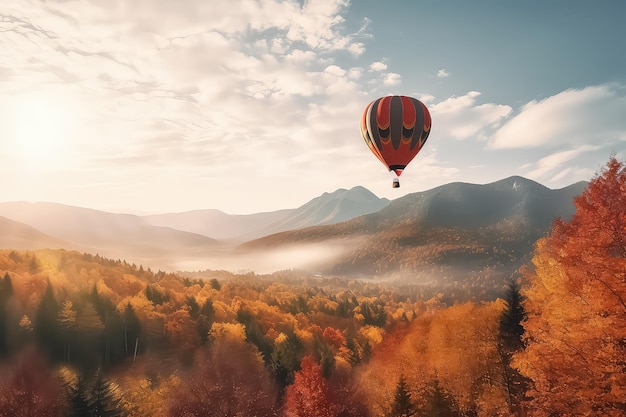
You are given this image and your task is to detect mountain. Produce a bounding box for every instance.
[0,202,221,268]
[238,177,588,291]
[143,186,390,241]
[0,216,78,251]
[0,178,587,282]
[143,209,293,242]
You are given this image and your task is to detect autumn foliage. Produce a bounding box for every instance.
[0,156,624,416]
[514,156,626,415]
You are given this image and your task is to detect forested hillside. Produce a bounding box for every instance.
[0,157,623,416]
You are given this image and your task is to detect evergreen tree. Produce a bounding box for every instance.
[35,280,64,361]
[270,331,302,388]
[196,299,215,344]
[91,288,125,366]
[89,371,126,417]
[236,309,273,364]
[66,375,91,417]
[186,295,200,318]
[497,281,529,415]
[388,375,415,417]
[313,334,335,378]
[420,377,459,417]
[0,273,14,357]
[122,303,140,358]
[499,281,526,350]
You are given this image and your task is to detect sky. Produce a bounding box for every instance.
[1,0,625,215]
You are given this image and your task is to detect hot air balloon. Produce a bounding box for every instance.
[360,95,431,187]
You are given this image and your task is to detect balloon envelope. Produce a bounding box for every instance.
[360,95,431,177]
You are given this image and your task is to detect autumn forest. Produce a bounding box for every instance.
[0,157,624,417]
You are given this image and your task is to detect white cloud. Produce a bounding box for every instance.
[382,72,401,86]
[437,69,450,78]
[430,92,512,140]
[524,146,600,179]
[370,61,387,71]
[489,84,626,149]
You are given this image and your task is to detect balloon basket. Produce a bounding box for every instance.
[392,178,400,188]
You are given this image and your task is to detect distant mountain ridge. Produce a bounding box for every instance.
[238,177,588,289]
[143,186,390,241]
[0,178,588,279]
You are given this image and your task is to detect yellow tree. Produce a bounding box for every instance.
[514,156,626,415]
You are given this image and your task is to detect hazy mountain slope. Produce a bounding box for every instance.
[143,209,293,241]
[0,202,220,255]
[238,177,588,286]
[143,186,390,242]
[236,186,390,241]
[0,216,79,251]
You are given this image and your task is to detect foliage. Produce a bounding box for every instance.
[0,156,622,417]
[514,156,626,415]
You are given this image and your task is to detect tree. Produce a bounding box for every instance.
[514,156,626,415]
[0,349,67,417]
[499,281,526,351]
[35,280,63,361]
[88,371,126,417]
[0,272,14,357]
[420,377,460,417]
[63,368,126,417]
[58,299,78,362]
[167,328,279,417]
[497,281,530,415]
[270,331,303,389]
[283,356,336,417]
[388,375,415,417]
[122,302,141,360]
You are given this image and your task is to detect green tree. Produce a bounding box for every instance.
[196,298,215,345]
[388,375,415,417]
[0,273,14,357]
[57,299,78,363]
[35,280,63,362]
[270,331,302,389]
[498,281,529,415]
[89,371,126,417]
[122,303,141,360]
[91,288,125,366]
[420,377,459,417]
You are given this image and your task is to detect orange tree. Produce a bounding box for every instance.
[514,156,626,416]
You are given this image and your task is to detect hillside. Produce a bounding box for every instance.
[0,216,78,251]
[143,186,390,242]
[238,177,588,291]
[0,202,221,269]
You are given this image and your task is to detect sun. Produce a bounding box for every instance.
[8,92,77,166]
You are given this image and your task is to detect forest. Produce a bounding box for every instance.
[0,157,624,417]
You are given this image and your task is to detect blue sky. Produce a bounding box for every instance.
[1,0,625,214]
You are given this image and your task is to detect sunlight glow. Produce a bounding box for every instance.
[8,92,79,166]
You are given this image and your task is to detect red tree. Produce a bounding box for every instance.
[283,356,336,417]
[0,348,67,417]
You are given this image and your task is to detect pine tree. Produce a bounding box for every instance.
[497,281,530,414]
[388,375,415,417]
[89,371,125,417]
[0,273,14,357]
[420,377,459,417]
[122,303,140,359]
[35,280,63,361]
[499,281,526,350]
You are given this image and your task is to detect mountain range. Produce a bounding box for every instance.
[0,178,587,285]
